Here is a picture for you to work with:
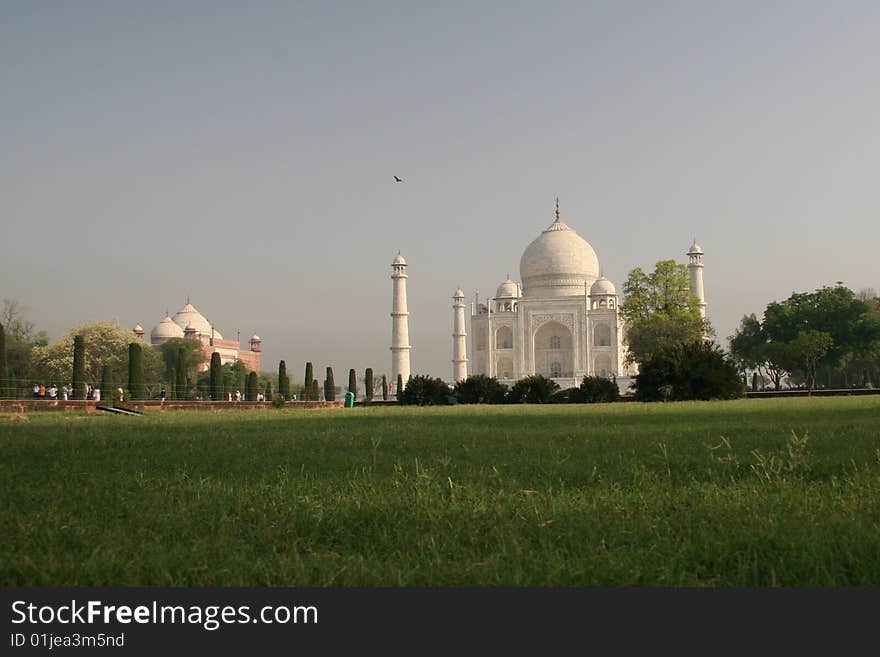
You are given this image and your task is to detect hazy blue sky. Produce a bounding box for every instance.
[3,1,878,382]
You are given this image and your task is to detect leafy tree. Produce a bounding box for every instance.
[2,299,48,389]
[222,361,248,397]
[279,360,290,400]
[453,374,507,404]
[324,367,335,402]
[621,260,708,364]
[159,338,204,390]
[0,322,7,398]
[789,330,834,392]
[364,368,374,402]
[209,352,222,400]
[303,362,313,401]
[574,376,619,403]
[246,371,258,401]
[397,374,450,406]
[34,321,159,394]
[635,341,743,401]
[348,368,357,398]
[72,334,85,399]
[506,375,559,404]
[382,375,388,401]
[128,342,146,400]
[174,345,187,400]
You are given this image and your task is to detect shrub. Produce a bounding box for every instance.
[506,375,559,404]
[397,374,450,406]
[453,374,507,404]
[576,376,619,403]
[272,394,286,408]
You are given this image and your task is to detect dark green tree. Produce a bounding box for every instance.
[279,360,290,400]
[72,334,85,399]
[348,368,357,398]
[382,375,388,401]
[0,322,7,398]
[453,374,507,404]
[751,372,759,392]
[310,379,320,401]
[396,374,404,399]
[303,362,313,401]
[397,374,450,406]
[364,368,374,402]
[128,342,146,400]
[246,371,258,401]
[264,380,272,401]
[210,352,223,401]
[324,367,335,402]
[506,375,559,404]
[159,338,204,390]
[100,364,112,401]
[175,345,187,400]
[635,341,743,401]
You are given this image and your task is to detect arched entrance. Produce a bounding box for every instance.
[533,321,573,378]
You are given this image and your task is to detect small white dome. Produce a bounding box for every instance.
[453,288,465,298]
[133,324,144,332]
[250,334,261,342]
[496,278,520,299]
[688,240,703,255]
[590,276,617,296]
[150,315,184,342]
[392,254,407,265]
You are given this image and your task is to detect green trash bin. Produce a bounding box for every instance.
[344,392,355,408]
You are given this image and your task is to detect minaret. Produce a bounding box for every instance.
[452,288,468,382]
[687,239,707,318]
[390,253,411,385]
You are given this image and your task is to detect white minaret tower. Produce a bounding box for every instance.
[687,239,707,318]
[452,288,468,382]
[390,253,411,386]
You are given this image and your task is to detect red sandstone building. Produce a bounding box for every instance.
[134,299,261,372]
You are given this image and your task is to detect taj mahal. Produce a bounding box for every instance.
[391,200,707,391]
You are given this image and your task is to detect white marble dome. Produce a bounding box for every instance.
[172,302,222,339]
[496,278,520,299]
[519,210,600,298]
[392,254,407,266]
[590,276,616,296]
[453,288,465,298]
[688,240,703,255]
[151,315,184,342]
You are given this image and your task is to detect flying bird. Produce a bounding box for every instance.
[393,175,404,182]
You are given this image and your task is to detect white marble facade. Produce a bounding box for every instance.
[467,202,637,390]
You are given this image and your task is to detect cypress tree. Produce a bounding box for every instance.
[128,342,146,400]
[348,369,357,398]
[303,362,313,401]
[364,368,374,402]
[278,360,290,400]
[324,367,335,402]
[175,346,187,400]
[100,364,112,402]
[265,381,272,400]
[0,322,7,399]
[246,371,258,401]
[751,372,758,392]
[170,367,177,401]
[72,334,85,400]
[210,352,222,401]
[311,379,320,401]
[382,374,388,401]
[397,374,403,399]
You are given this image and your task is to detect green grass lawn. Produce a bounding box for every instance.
[2,398,879,586]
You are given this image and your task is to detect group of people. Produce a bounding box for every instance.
[32,382,78,400]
